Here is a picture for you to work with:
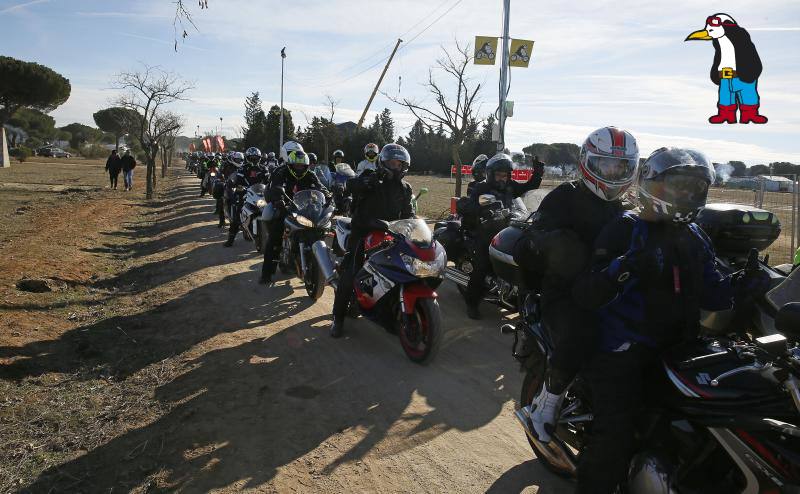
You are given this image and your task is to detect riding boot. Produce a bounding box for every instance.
[708,104,737,124]
[739,104,768,124]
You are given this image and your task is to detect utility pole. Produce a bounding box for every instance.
[357,39,402,129]
[280,47,286,151]
[497,0,511,152]
[219,117,223,135]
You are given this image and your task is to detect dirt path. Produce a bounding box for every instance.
[2,171,570,493]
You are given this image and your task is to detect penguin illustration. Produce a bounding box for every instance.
[686,13,767,124]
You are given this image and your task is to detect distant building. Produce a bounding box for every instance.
[757,175,795,192]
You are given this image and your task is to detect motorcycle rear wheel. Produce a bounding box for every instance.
[399,298,442,364]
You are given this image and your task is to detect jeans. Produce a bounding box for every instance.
[718,76,759,106]
[123,169,134,189]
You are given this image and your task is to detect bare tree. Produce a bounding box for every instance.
[322,94,341,160]
[114,64,191,199]
[388,41,481,196]
[324,94,339,122]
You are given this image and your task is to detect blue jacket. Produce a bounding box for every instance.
[573,213,733,351]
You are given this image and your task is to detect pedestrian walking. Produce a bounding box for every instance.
[105,150,122,189]
[120,150,137,191]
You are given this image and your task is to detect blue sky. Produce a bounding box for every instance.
[1,0,799,164]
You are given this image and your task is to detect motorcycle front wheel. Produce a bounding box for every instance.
[399,298,442,364]
[304,258,326,301]
[520,364,587,478]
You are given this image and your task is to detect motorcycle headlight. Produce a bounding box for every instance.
[210,172,216,177]
[295,214,314,228]
[401,250,446,278]
[256,199,267,208]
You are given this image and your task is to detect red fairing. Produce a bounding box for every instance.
[407,240,436,261]
[402,282,437,314]
[354,283,377,309]
[364,230,393,251]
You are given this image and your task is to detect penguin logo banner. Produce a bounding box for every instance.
[685,13,767,124]
[509,39,534,68]
[474,36,498,65]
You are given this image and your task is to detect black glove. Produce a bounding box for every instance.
[732,269,771,302]
[607,249,661,284]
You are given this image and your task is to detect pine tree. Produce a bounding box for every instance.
[243,92,262,132]
[379,108,395,142]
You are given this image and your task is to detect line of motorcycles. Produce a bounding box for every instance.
[432,191,800,493]
[189,153,800,491]
[188,156,444,364]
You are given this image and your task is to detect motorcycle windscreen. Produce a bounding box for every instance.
[388,218,433,246]
[293,189,328,223]
[766,267,800,311]
[313,167,333,189]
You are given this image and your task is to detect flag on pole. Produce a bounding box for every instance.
[474,36,498,65]
[509,39,534,67]
[215,135,225,152]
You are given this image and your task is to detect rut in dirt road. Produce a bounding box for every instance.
[19,174,570,493]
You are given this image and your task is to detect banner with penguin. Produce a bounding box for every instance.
[686,13,767,125]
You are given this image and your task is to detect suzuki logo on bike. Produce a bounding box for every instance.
[696,372,712,385]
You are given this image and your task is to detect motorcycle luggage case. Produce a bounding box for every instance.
[695,203,781,258]
[489,225,524,285]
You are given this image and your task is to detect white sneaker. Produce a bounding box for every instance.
[528,384,565,443]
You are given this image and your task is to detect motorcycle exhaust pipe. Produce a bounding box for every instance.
[312,240,338,288]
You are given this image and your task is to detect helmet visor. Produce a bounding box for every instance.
[585,152,638,184]
[659,173,709,209]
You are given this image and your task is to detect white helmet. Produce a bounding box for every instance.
[280,141,304,163]
[578,126,639,201]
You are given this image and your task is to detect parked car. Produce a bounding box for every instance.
[38,147,71,158]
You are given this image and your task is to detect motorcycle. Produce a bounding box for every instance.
[235,183,267,252]
[491,201,800,492]
[202,159,221,196]
[503,288,800,492]
[275,189,335,301]
[314,163,357,216]
[319,217,447,363]
[434,193,529,310]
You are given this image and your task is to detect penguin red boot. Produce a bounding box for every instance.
[708,104,737,124]
[739,104,768,124]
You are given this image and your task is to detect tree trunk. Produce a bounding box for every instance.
[115,135,119,152]
[161,146,167,178]
[452,143,463,198]
[146,156,154,199]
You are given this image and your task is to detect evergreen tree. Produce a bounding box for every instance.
[379,108,395,142]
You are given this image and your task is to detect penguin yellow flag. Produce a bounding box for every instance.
[509,39,534,67]
[474,36,498,65]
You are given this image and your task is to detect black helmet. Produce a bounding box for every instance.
[638,147,715,223]
[333,149,344,159]
[266,151,276,160]
[245,147,262,165]
[378,143,411,180]
[486,153,514,190]
[471,154,489,181]
[308,152,318,165]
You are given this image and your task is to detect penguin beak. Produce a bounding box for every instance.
[685,29,712,41]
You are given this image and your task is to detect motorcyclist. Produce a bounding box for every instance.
[223,147,268,247]
[461,152,544,319]
[466,154,489,197]
[330,143,414,337]
[356,143,380,175]
[569,147,768,494]
[521,126,640,443]
[260,142,331,284]
[199,152,215,197]
[330,149,347,173]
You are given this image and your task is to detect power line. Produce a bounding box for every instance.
[400,0,464,50]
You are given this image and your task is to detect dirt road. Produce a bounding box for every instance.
[3,170,570,493]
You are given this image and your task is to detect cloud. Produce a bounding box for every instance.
[0,0,49,14]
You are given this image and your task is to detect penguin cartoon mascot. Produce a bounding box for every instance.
[686,13,767,124]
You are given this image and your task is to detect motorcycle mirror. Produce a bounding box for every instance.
[479,194,496,206]
[776,302,800,338]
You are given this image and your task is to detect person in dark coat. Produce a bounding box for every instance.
[105,150,122,189]
[120,150,137,191]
